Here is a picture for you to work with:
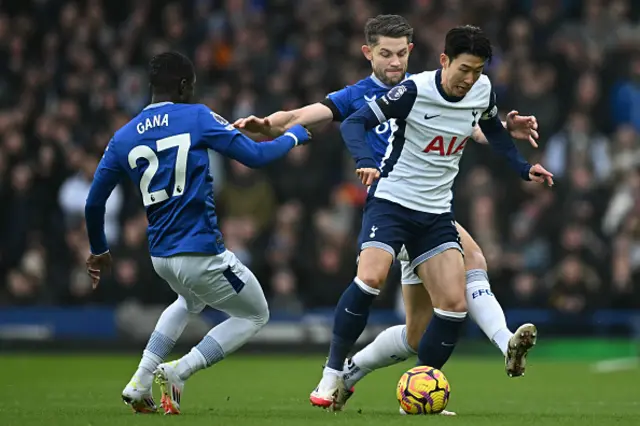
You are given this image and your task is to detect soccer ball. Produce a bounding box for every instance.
[396,366,450,414]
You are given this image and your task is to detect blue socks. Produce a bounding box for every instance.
[417,308,467,369]
[327,278,380,371]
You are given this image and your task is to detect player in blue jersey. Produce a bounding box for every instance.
[84,52,311,415]
[234,16,544,411]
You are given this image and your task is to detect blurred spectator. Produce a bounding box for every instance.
[548,255,601,314]
[543,111,611,183]
[218,160,276,236]
[58,151,123,244]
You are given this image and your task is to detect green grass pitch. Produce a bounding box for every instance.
[1,354,639,426]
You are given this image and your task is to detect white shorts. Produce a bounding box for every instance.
[151,250,268,316]
[398,245,422,285]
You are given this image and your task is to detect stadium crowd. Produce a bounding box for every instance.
[1,0,640,316]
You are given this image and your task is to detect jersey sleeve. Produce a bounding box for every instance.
[480,90,498,121]
[369,79,418,122]
[477,90,532,181]
[323,86,354,122]
[198,106,241,152]
[85,138,123,254]
[198,105,305,168]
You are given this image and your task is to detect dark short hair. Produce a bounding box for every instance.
[364,15,413,46]
[148,51,195,94]
[444,25,492,62]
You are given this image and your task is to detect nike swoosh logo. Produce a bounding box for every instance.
[345,308,364,316]
[424,114,440,120]
[441,342,455,347]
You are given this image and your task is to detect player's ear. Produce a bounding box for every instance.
[439,53,449,69]
[179,78,187,96]
[362,44,373,61]
[408,43,414,53]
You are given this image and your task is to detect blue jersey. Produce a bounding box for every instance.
[324,73,409,166]
[85,102,309,257]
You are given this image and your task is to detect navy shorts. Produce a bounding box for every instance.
[357,197,462,270]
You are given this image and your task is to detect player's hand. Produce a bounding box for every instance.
[86,252,112,289]
[233,115,279,137]
[506,111,539,148]
[356,168,380,186]
[528,163,554,186]
[286,124,313,145]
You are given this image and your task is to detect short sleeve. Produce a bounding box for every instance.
[325,86,354,121]
[370,79,418,122]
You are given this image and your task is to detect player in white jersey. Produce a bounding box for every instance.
[324,24,552,407]
[234,17,548,410]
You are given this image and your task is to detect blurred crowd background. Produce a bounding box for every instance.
[1,0,640,320]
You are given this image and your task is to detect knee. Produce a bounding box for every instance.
[177,295,205,314]
[432,288,467,312]
[356,272,387,290]
[438,298,467,313]
[254,303,270,328]
[464,247,487,272]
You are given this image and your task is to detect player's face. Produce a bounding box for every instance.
[440,53,486,97]
[363,36,413,86]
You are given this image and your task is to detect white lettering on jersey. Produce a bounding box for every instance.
[372,71,494,214]
[137,114,169,134]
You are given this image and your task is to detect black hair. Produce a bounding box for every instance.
[444,25,492,62]
[148,51,195,95]
[364,15,414,46]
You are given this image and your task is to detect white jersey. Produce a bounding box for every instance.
[367,70,497,214]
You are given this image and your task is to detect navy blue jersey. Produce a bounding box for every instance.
[85,102,309,257]
[323,73,410,166]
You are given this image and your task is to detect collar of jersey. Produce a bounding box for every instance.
[143,101,174,110]
[435,69,464,103]
[370,73,392,89]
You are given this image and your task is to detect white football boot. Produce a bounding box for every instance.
[505,323,538,377]
[332,359,358,411]
[310,368,341,408]
[154,361,184,414]
[121,377,157,414]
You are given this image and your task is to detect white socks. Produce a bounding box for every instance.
[465,269,512,355]
[345,325,416,388]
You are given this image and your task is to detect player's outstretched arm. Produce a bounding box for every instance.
[234,103,334,139]
[478,104,554,186]
[85,140,120,288]
[473,111,539,147]
[218,125,312,168]
[203,107,311,167]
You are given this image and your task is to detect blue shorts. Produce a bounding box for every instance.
[357,197,462,270]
